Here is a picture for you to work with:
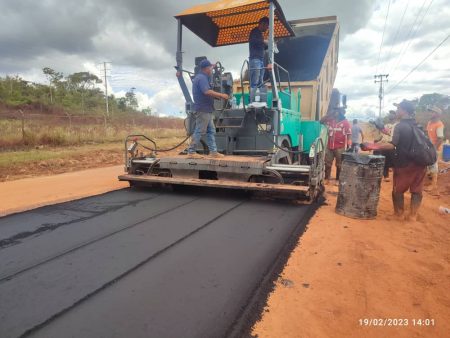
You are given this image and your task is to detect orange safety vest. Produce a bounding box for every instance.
[427,120,444,149]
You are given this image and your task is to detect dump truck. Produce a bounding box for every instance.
[235,15,342,121]
[232,13,344,156]
[119,0,343,202]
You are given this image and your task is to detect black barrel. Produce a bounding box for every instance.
[335,153,385,219]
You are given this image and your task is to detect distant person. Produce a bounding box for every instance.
[350,119,364,153]
[425,106,445,195]
[249,17,271,102]
[363,100,427,221]
[321,109,352,182]
[374,110,397,182]
[186,59,228,159]
[381,110,398,141]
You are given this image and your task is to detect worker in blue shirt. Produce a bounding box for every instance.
[248,17,271,102]
[187,59,228,159]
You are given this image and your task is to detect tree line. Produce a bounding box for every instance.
[390,93,450,139]
[0,68,149,116]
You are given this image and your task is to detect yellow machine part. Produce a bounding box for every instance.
[175,0,294,47]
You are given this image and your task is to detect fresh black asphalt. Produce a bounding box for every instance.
[0,188,314,338]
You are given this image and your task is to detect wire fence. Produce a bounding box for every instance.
[0,110,183,129]
[0,110,185,148]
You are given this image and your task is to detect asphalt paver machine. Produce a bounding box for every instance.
[119,0,329,202]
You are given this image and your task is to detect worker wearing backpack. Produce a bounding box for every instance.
[362,100,435,221]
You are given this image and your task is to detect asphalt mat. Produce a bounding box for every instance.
[0,187,316,338]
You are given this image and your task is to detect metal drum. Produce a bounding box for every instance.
[336,153,385,219]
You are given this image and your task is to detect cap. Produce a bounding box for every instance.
[199,59,213,69]
[394,100,415,115]
[427,105,443,115]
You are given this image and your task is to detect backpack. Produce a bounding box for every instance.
[407,124,437,166]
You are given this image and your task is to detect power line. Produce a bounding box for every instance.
[375,0,392,75]
[388,0,433,77]
[382,1,410,74]
[386,33,450,94]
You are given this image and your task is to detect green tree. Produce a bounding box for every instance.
[415,93,450,140]
[2,75,33,106]
[43,67,63,104]
[125,87,138,109]
[417,93,450,111]
[67,72,102,113]
[142,107,152,116]
[118,97,127,111]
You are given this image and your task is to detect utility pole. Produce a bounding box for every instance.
[374,74,389,118]
[101,62,111,117]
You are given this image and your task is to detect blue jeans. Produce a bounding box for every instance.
[249,58,265,89]
[188,112,218,154]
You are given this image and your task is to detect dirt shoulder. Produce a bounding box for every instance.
[0,137,185,182]
[0,165,128,216]
[0,143,124,182]
[253,165,450,338]
[0,141,185,215]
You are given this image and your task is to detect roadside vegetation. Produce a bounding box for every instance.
[0,69,148,115]
[405,93,450,140]
[0,118,184,150]
[0,69,185,150]
[0,69,186,179]
[363,93,450,140]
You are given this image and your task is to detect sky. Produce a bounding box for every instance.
[1,0,449,118]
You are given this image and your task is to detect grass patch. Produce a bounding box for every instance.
[0,135,186,168]
[0,144,118,167]
[0,119,185,150]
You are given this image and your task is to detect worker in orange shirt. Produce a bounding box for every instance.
[426,106,445,195]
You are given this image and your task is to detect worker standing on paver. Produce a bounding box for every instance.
[249,17,270,103]
[321,109,352,182]
[363,100,427,221]
[425,106,445,195]
[187,59,229,159]
[350,119,364,153]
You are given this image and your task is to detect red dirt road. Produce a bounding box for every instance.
[0,165,127,216]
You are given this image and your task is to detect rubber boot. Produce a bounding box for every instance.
[430,173,440,196]
[409,193,422,221]
[336,167,341,181]
[424,173,433,187]
[383,166,390,182]
[392,192,405,219]
[325,166,332,180]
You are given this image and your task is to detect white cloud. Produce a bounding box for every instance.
[335,0,450,117]
[146,84,186,115]
[1,0,449,118]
